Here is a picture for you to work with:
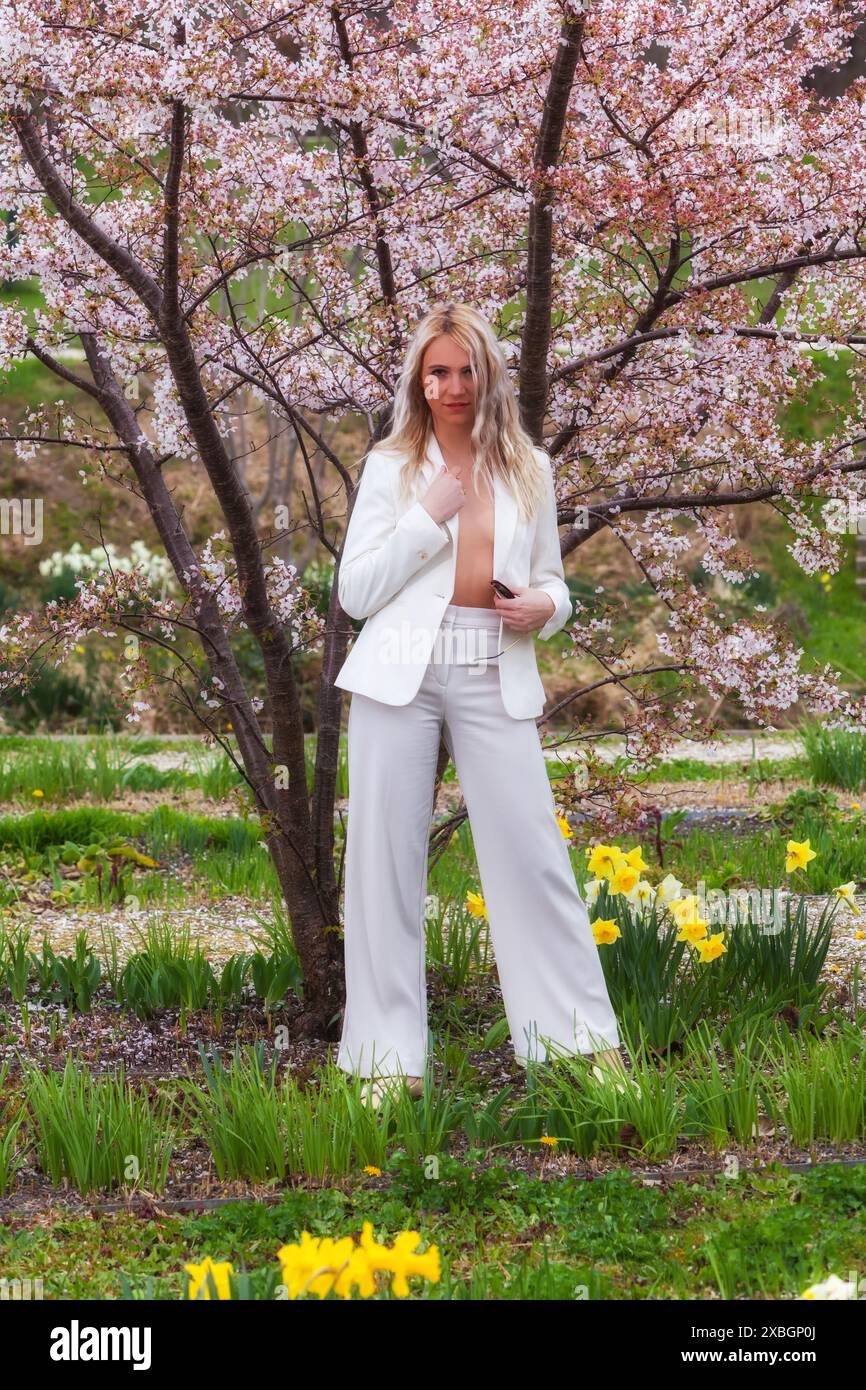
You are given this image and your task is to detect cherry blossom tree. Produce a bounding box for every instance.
[2,0,866,1034]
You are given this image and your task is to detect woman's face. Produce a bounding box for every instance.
[421,334,477,429]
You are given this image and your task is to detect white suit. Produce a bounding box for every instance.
[334,434,622,1080]
[334,431,573,719]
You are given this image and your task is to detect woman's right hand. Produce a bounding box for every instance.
[420,464,467,525]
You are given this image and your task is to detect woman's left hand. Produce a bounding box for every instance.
[492,586,557,633]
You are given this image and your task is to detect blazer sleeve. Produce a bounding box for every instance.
[338,450,451,620]
[529,451,573,642]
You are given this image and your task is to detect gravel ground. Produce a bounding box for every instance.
[544,733,805,765]
[8,901,273,963]
[637,777,814,811]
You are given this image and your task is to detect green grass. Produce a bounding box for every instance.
[185,1047,467,1182]
[0,735,193,754]
[0,1157,863,1299]
[777,348,859,445]
[801,720,866,791]
[0,777,862,1300]
[657,811,866,893]
[748,506,866,688]
[21,1056,176,1194]
[0,805,263,856]
[0,805,283,908]
[0,353,77,409]
[0,733,353,803]
[0,737,245,804]
[4,986,865,1192]
[641,755,808,785]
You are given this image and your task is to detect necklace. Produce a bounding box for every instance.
[443,455,474,485]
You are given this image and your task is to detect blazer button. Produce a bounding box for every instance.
[419,550,428,560]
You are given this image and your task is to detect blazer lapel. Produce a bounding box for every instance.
[421,431,519,582]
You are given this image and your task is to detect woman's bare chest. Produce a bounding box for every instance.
[456,475,494,547]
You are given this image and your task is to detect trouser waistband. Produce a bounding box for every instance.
[441,602,501,629]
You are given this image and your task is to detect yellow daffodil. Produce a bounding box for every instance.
[357,1222,441,1299]
[591,917,621,945]
[833,882,860,914]
[677,917,710,944]
[465,890,487,920]
[31,788,45,799]
[854,930,865,940]
[362,1165,382,1177]
[184,1256,234,1300]
[609,862,640,896]
[556,813,574,840]
[623,846,649,873]
[668,894,702,927]
[278,1225,440,1301]
[586,844,624,881]
[277,1232,367,1300]
[695,933,727,963]
[785,839,817,873]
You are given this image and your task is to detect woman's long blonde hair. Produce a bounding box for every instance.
[375,302,548,522]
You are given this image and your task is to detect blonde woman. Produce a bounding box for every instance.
[334,303,624,1105]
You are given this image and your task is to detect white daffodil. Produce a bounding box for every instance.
[633,880,657,907]
[656,873,684,905]
[833,881,860,915]
[800,1274,858,1300]
[583,878,604,907]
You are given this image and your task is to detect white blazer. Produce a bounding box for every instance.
[333,431,572,719]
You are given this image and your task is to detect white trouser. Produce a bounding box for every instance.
[336,602,621,1079]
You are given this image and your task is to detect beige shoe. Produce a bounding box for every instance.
[359,1074,424,1109]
